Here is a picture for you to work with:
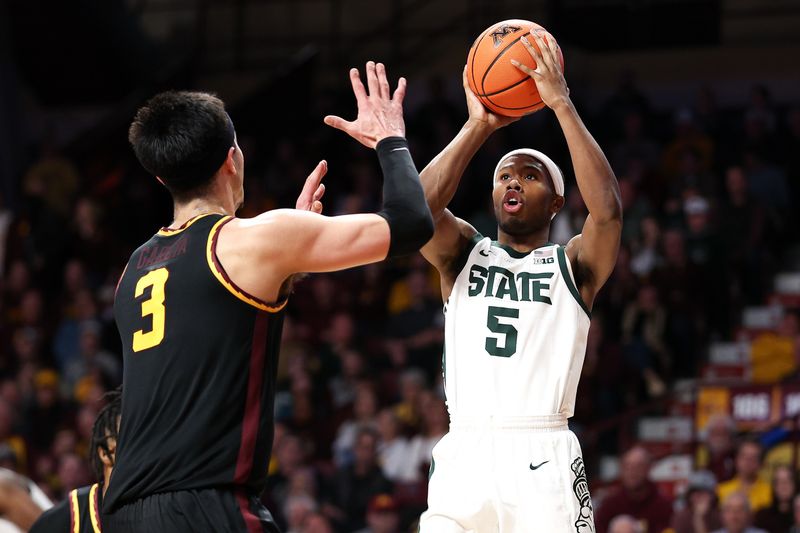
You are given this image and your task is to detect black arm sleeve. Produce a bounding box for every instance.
[375,136,434,258]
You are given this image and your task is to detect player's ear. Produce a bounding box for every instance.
[223,146,237,174]
[552,195,565,216]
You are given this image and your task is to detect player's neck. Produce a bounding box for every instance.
[496,227,551,253]
[171,196,234,227]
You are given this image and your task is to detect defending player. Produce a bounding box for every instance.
[30,389,121,533]
[102,62,433,532]
[416,31,621,532]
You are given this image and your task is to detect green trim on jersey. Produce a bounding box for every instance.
[556,246,591,318]
[491,241,555,259]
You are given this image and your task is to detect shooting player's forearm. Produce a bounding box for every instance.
[553,99,622,224]
[420,119,493,220]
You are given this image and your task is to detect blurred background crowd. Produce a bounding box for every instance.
[1,0,800,532]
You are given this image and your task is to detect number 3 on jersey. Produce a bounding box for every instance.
[486,306,519,357]
[133,268,169,352]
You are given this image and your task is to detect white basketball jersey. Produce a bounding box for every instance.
[443,236,591,418]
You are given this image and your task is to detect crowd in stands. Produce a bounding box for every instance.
[0,69,799,532]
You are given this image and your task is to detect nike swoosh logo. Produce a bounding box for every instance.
[479,250,490,257]
[529,461,549,471]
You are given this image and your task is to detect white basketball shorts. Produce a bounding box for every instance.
[419,415,595,533]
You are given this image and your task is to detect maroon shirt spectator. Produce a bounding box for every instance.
[595,446,673,533]
[671,470,723,533]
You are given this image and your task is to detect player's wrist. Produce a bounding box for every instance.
[465,117,495,136]
[548,96,573,115]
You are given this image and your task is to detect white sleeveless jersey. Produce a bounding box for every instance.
[443,236,591,418]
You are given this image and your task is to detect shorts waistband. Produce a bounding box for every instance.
[449,414,568,431]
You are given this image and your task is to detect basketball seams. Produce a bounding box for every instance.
[468,25,494,99]
[478,31,529,98]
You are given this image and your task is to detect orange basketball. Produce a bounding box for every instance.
[466,19,564,117]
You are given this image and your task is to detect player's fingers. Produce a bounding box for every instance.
[392,77,407,104]
[296,160,326,207]
[542,32,559,69]
[311,200,323,214]
[519,35,544,72]
[529,31,551,71]
[511,59,541,78]
[462,65,469,88]
[324,115,356,134]
[376,63,391,100]
[313,183,326,202]
[365,61,380,98]
[348,68,368,103]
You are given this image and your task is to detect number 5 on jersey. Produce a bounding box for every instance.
[133,268,169,352]
[486,306,519,357]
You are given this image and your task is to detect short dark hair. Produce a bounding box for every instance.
[128,91,235,200]
[90,387,122,481]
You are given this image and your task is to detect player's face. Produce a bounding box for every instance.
[492,155,558,236]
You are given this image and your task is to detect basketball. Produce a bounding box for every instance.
[466,19,564,117]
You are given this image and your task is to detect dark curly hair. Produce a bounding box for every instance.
[90,387,122,482]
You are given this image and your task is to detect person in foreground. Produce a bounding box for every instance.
[30,389,121,533]
[102,61,433,532]
[416,30,622,532]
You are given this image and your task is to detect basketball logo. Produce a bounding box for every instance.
[491,24,521,47]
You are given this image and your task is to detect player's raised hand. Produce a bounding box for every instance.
[462,66,518,131]
[295,160,327,214]
[511,30,570,112]
[324,61,406,149]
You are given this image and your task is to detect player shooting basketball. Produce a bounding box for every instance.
[417,29,621,532]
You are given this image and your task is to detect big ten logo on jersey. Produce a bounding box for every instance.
[467,265,553,304]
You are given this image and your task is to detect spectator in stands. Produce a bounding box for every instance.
[789,493,800,533]
[621,284,669,397]
[750,312,800,383]
[283,493,317,533]
[718,165,765,309]
[608,514,643,533]
[712,491,767,533]
[753,464,796,532]
[375,408,411,482]
[265,433,309,529]
[304,512,335,533]
[324,427,392,532]
[402,394,448,482]
[354,493,401,533]
[696,413,737,483]
[671,470,723,533]
[392,368,426,432]
[385,268,444,380]
[717,440,771,513]
[594,445,673,533]
[333,382,380,467]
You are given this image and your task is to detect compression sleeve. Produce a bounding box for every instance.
[375,137,434,258]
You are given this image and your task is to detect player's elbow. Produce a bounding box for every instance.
[595,186,623,225]
[384,205,434,257]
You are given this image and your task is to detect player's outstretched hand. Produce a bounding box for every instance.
[324,61,406,149]
[295,160,327,214]
[462,66,518,131]
[511,30,570,112]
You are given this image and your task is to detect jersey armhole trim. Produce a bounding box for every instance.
[206,216,288,313]
[556,245,592,318]
[89,483,102,533]
[452,232,484,276]
[69,489,80,533]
